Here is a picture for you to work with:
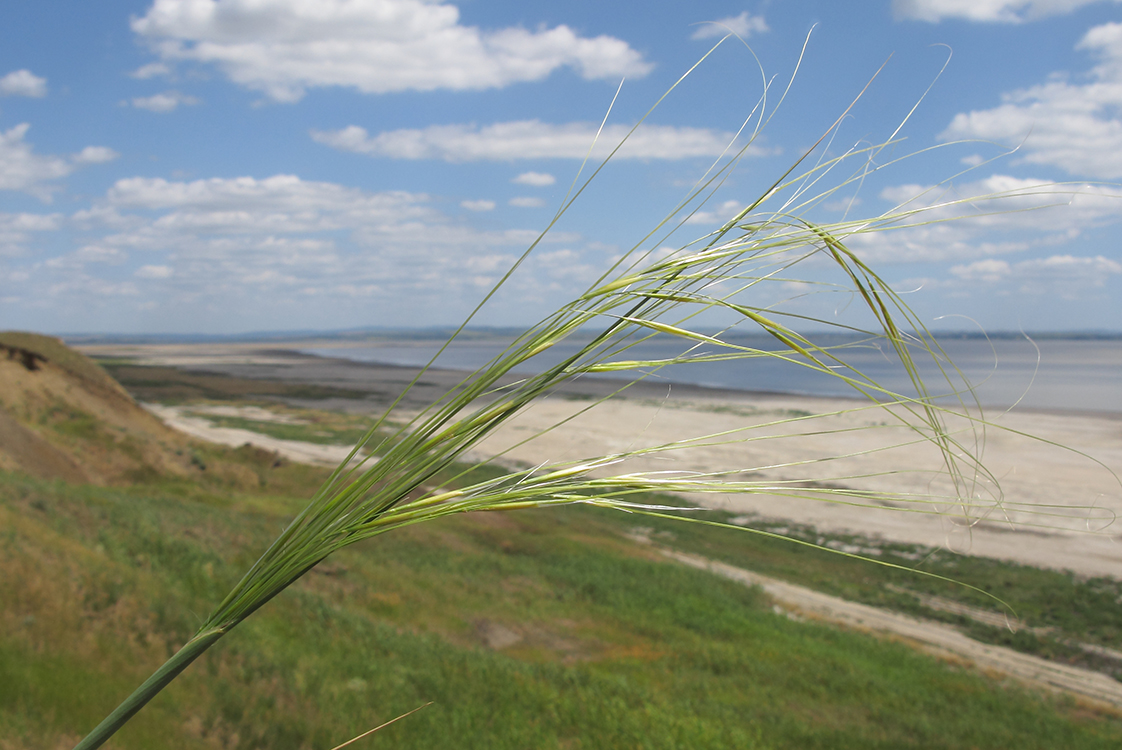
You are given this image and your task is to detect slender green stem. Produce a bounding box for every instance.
[72,628,226,750]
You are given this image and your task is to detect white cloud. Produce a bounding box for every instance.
[461,199,495,211]
[0,212,61,233]
[879,174,1122,231]
[509,196,545,208]
[73,146,120,164]
[0,69,47,98]
[29,171,601,325]
[0,125,118,200]
[823,196,863,212]
[74,245,128,264]
[130,62,170,79]
[0,124,70,197]
[838,174,1122,264]
[86,174,547,285]
[0,211,61,256]
[47,278,140,297]
[893,0,1119,22]
[938,22,1122,178]
[690,12,769,39]
[848,223,1032,265]
[131,90,200,113]
[135,264,174,278]
[950,254,1122,297]
[949,258,1011,282]
[512,171,556,186]
[131,0,652,102]
[1015,253,1122,281]
[684,199,744,224]
[46,245,129,269]
[104,175,434,225]
[312,120,753,161]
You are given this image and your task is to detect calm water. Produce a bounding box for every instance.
[303,335,1122,414]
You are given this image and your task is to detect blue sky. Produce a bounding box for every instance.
[2,0,1122,334]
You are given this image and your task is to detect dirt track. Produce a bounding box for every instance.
[143,403,368,468]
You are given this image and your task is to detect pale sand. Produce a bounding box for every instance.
[466,390,1122,578]
[142,403,368,468]
[82,342,1122,578]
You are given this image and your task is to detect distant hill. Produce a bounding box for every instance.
[0,331,205,484]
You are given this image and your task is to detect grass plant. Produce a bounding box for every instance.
[70,37,1118,748]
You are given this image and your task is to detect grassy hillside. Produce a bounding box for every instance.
[4,469,1122,750]
[0,333,317,490]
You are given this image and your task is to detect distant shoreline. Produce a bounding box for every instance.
[77,338,1122,420]
[59,328,1122,347]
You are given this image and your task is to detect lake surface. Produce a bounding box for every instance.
[303,335,1122,414]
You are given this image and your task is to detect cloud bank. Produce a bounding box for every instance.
[132,0,652,102]
[894,0,1120,23]
[312,120,753,161]
[939,22,1122,178]
[0,124,118,200]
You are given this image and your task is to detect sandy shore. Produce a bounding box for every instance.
[141,403,368,468]
[80,341,1122,578]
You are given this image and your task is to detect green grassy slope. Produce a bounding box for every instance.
[3,466,1122,750]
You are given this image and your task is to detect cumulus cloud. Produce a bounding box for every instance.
[0,124,70,196]
[104,174,435,224]
[938,22,1122,178]
[130,62,171,79]
[823,196,862,212]
[81,174,559,294]
[131,0,652,102]
[0,69,47,98]
[73,245,128,264]
[312,120,753,161]
[950,254,1122,297]
[838,174,1122,265]
[878,174,1122,231]
[948,258,1012,282]
[46,245,129,269]
[0,212,61,235]
[893,0,1119,22]
[460,199,495,211]
[135,264,174,278]
[0,211,62,256]
[512,171,556,186]
[0,124,116,200]
[21,171,603,326]
[509,196,545,208]
[684,199,745,225]
[690,12,769,39]
[73,146,120,164]
[848,223,1032,265]
[131,90,200,113]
